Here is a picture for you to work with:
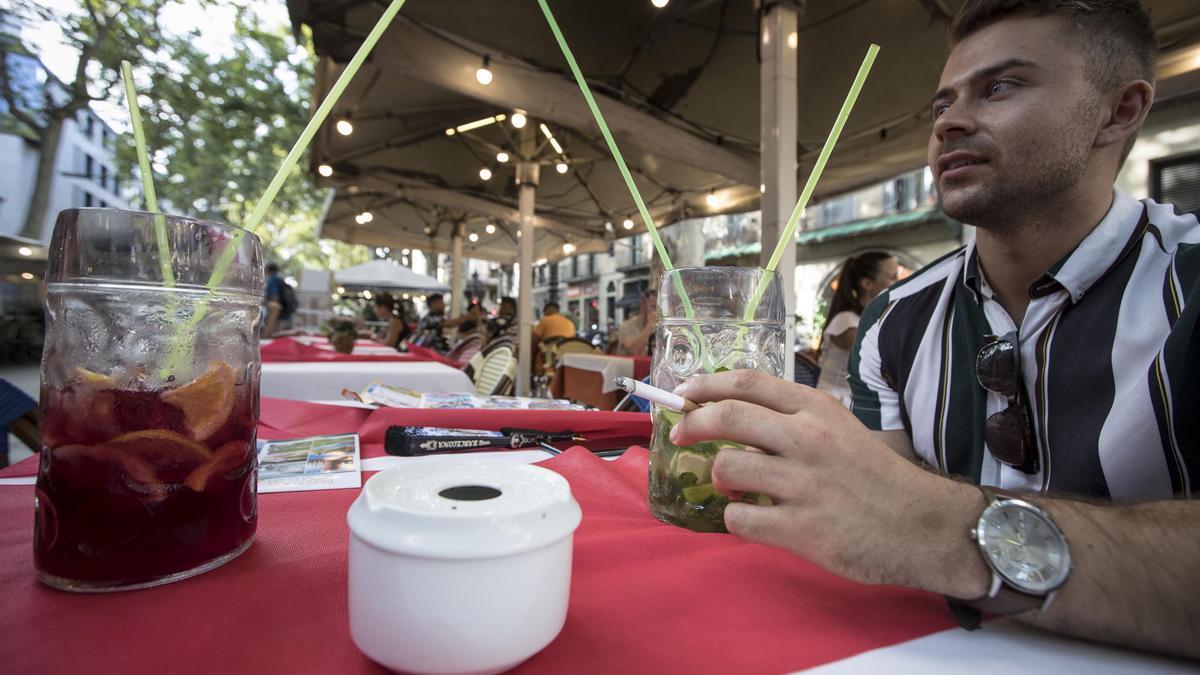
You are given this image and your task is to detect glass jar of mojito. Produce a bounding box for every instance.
[647,267,785,533]
[35,208,264,591]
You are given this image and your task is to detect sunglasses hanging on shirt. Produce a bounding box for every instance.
[976,331,1040,474]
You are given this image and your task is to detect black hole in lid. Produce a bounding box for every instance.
[439,485,502,501]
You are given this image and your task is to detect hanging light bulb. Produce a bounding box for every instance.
[335,119,354,135]
[651,0,669,7]
[760,183,767,194]
[516,229,522,238]
[622,218,635,230]
[18,246,33,256]
[479,167,493,181]
[485,223,496,234]
[336,286,346,294]
[706,191,719,208]
[562,242,576,254]
[423,226,434,235]
[475,55,493,85]
[401,248,411,255]
[496,151,509,163]
[511,110,527,128]
[317,164,333,177]
[556,161,569,174]
[469,232,480,242]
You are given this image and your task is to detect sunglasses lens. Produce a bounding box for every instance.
[977,340,1019,395]
[984,407,1031,467]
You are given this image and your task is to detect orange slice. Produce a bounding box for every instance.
[161,362,236,441]
[74,367,115,389]
[185,441,250,492]
[105,429,212,483]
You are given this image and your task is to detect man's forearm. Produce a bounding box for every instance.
[1019,498,1200,660]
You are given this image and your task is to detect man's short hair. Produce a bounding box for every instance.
[266,263,280,274]
[544,301,560,312]
[950,0,1156,164]
[428,294,444,306]
[951,1,1157,92]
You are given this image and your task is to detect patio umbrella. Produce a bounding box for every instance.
[334,259,451,293]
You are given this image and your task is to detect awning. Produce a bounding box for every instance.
[704,206,958,262]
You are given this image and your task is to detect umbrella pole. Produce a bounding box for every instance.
[760,2,800,380]
[515,140,538,396]
[450,224,464,318]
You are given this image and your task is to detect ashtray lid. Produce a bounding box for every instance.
[347,460,582,559]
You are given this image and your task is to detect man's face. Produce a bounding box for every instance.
[928,15,1102,228]
[430,298,444,313]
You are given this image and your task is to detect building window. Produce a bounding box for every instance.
[100,165,109,191]
[571,255,579,278]
[84,154,94,181]
[1150,151,1200,216]
[83,192,94,207]
[588,253,596,276]
[84,113,95,139]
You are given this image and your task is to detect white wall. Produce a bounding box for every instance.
[0,134,38,236]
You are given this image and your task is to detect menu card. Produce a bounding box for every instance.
[257,434,361,493]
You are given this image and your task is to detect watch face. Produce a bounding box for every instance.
[978,500,1071,594]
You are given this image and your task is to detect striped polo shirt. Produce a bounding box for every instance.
[849,190,1199,502]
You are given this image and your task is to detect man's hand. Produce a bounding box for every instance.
[670,369,989,598]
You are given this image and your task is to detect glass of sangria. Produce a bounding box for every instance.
[35,208,263,591]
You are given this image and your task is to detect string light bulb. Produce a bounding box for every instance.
[485,223,496,234]
[556,161,569,174]
[317,164,333,177]
[622,218,634,230]
[652,0,669,7]
[706,191,719,208]
[511,111,527,128]
[496,151,509,163]
[469,232,480,242]
[475,55,493,85]
[562,243,576,254]
[479,167,493,181]
[335,119,353,135]
[18,246,33,256]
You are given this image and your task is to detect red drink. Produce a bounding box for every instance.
[34,364,258,590]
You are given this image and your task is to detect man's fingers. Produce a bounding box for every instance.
[676,369,813,414]
[670,400,802,456]
[723,502,796,550]
[710,449,798,501]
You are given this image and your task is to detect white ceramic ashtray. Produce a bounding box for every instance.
[347,460,582,674]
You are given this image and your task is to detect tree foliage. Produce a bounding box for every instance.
[115,5,369,273]
[0,0,173,237]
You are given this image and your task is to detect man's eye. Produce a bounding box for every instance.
[933,103,949,118]
[987,80,1014,96]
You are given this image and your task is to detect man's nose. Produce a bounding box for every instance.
[932,99,976,143]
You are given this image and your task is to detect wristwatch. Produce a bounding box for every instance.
[947,487,1072,630]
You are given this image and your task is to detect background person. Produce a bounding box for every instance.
[617,289,657,356]
[263,262,296,337]
[371,294,411,350]
[815,253,898,405]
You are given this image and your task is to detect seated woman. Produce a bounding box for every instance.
[371,294,412,350]
[815,252,897,407]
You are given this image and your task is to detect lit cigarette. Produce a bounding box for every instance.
[614,377,699,413]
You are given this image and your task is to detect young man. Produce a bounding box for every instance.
[533,302,577,342]
[263,263,294,337]
[669,0,1198,659]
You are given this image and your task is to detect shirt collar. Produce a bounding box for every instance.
[959,189,1146,305]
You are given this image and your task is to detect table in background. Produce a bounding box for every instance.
[0,400,1193,674]
[552,353,652,409]
[260,361,473,401]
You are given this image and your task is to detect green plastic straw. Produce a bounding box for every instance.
[535,0,694,322]
[744,44,880,322]
[121,60,175,287]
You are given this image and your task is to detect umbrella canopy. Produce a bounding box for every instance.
[290,0,1200,263]
[334,259,451,293]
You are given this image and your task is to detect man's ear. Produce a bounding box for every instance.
[1094,80,1154,150]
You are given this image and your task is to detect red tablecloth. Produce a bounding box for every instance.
[0,400,956,674]
[260,337,439,364]
[630,355,652,380]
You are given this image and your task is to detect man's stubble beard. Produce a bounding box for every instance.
[938,104,1099,233]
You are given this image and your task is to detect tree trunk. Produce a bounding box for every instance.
[20,114,65,240]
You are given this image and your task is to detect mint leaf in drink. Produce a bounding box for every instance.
[679,471,698,487]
